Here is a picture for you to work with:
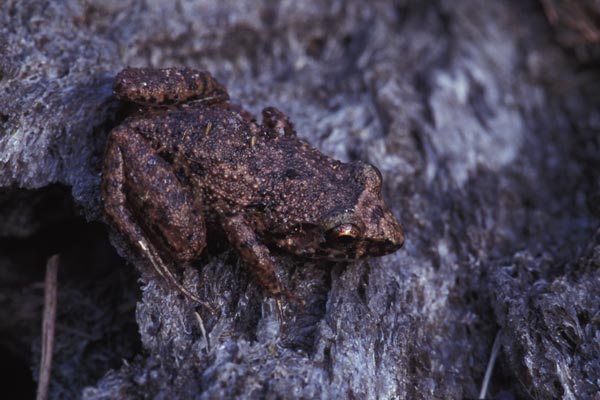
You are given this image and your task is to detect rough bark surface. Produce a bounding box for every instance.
[1,0,599,399]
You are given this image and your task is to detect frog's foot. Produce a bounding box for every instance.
[262,107,296,137]
[274,289,305,327]
[280,288,305,311]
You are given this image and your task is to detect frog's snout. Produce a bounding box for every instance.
[381,212,404,248]
[352,182,405,257]
[362,229,404,258]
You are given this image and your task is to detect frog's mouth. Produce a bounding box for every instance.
[318,210,404,260]
[270,229,360,260]
[315,237,403,261]
[272,232,398,261]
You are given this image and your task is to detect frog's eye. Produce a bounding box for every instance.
[326,223,361,245]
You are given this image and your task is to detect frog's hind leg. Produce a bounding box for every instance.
[114,67,230,106]
[102,125,214,312]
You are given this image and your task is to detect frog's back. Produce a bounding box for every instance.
[127,102,361,223]
[192,106,361,220]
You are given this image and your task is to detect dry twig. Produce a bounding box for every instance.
[479,329,503,400]
[36,254,59,400]
[194,311,210,353]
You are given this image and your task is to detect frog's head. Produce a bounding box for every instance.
[274,161,404,260]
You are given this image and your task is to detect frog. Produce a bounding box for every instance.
[101,67,404,312]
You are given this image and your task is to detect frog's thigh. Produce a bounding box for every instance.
[114,67,229,105]
[222,214,285,296]
[103,126,206,263]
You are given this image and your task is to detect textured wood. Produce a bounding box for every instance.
[0,0,599,398]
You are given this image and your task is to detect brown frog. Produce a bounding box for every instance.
[101,67,404,311]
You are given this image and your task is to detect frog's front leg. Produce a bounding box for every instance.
[221,214,299,301]
[101,125,213,310]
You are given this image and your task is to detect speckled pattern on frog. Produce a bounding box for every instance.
[101,67,404,308]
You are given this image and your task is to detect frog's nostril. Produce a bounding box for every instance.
[385,231,404,251]
[389,237,403,249]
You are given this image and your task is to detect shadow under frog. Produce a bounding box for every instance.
[101,67,404,312]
